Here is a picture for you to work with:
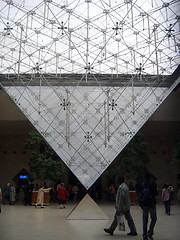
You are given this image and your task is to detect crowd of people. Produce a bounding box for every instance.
[104,174,178,240]
[0,176,180,239]
[0,181,88,209]
[0,183,16,205]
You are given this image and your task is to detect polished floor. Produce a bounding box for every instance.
[0,200,180,240]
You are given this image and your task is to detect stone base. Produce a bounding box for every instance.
[67,194,109,220]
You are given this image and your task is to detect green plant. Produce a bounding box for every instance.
[25,130,65,183]
[109,132,149,179]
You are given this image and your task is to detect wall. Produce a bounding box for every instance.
[141,86,180,194]
[145,132,179,192]
[0,135,31,186]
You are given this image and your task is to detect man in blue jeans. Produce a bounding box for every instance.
[104,176,137,236]
[138,173,158,240]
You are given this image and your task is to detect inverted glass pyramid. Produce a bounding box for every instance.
[0,0,179,189]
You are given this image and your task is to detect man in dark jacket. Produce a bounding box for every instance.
[138,174,158,240]
[24,181,34,206]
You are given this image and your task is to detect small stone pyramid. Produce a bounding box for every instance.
[67,194,109,220]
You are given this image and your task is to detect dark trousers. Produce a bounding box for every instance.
[24,193,32,205]
[142,205,157,237]
[3,195,11,204]
[109,209,137,233]
[164,200,171,214]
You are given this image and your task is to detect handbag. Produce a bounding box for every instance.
[117,214,125,231]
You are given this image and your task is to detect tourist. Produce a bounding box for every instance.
[104,176,137,236]
[57,183,68,209]
[35,185,51,208]
[138,173,158,240]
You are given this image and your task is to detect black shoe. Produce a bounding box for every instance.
[104,228,113,235]
[143,237,148,240]
[147,234,154,240]
[127,232,137,236]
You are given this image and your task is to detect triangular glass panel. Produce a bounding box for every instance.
[0,0,179,189]
[1,69,179,188]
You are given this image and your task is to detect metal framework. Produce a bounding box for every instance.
[0,0,179,189]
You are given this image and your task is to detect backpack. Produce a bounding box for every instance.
[139,183,153,208]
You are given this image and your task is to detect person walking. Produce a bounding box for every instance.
[24,181,34,206]
[10,184,16,205]
[3,183,11,205]
[104,176,137,236]
[57,183,68,209]
[107,183,117,201]
[35,185,51,208]
[138,173,158,240]
[161,183,173,215]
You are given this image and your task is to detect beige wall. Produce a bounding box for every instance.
[0,87,180,196]
[145,133,179,192]
[142,87,180,191]
[0,136,31,185]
